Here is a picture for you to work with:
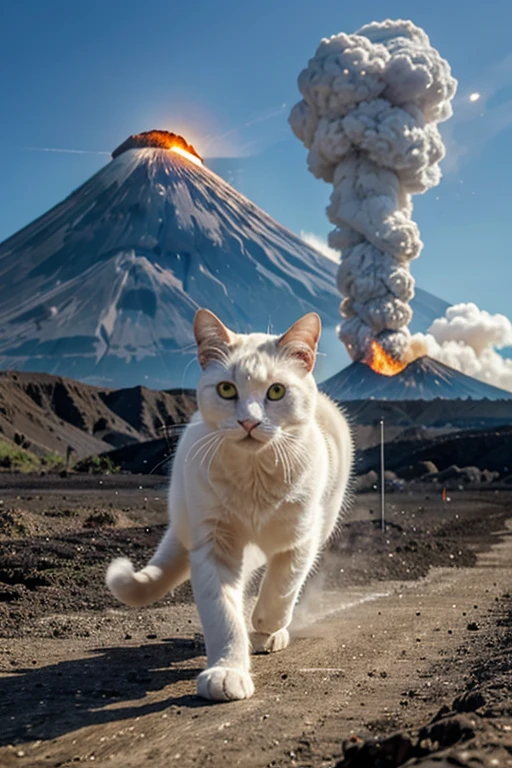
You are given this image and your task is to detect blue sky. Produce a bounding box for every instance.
[1,0,512,317]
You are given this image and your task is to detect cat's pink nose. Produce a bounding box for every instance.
[238,419,260,434]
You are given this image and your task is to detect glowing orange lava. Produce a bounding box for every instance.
[111,130,203,164]
[364,340,408,376]
[169,145,203,166]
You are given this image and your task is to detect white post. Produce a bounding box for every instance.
[380,418,385,532]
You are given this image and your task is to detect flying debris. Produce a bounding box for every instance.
[290,19,457,364]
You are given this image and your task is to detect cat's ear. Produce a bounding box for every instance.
[194,309,234,369]
[278,313,321,373]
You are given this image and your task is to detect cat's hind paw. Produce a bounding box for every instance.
[251,628,290,654]
[196,666,254,702]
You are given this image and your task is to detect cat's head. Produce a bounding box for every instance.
[193,309,321,452]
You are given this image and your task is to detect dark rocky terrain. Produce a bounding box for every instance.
[2,370,512,487]
[1,478,511,767]
[0,370,195,459]
[357,424,512,478]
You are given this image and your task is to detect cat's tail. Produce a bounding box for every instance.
[106,530,189,608]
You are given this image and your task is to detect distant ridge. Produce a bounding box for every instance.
[0,370,196,458]
[321,356,512,401]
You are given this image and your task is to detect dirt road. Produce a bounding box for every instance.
[1,478,511,767]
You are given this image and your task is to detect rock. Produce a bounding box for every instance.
[429,465,495,486]
[453,690,485,712]
[354,470,404,493]
[409,758,471,767]
[354,470,379,492]
[339,719,477,768]
[436,465,480,483]
[340,732,415,767]
[384,470,404,491]
[480,469,499,484]
[431,704,451,722]
[396,461,438,480]
[418,715,476,749]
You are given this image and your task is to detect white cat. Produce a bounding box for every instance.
[106,309,353,701]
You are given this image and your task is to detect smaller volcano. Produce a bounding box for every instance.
[321,356,512,402]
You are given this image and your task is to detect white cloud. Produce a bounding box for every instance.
[410,302,512,392]
[300,232,340,263]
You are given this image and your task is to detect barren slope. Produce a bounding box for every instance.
[0,371,195,458]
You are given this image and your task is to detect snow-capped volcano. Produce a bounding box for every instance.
[0,138,451,389]
[0,145,348,388]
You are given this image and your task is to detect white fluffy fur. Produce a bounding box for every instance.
[106,310,353,701]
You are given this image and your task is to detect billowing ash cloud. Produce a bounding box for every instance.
[289,19,457,361]
[411,303,512,392]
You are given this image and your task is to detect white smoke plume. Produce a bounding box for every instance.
[411,303,512,392]
[289,19,457,362]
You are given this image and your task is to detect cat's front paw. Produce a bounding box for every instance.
[251,628,290,654]
[196,666,254,702]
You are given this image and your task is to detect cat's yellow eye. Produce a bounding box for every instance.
[267,383,286,401]
[217,381,238,400]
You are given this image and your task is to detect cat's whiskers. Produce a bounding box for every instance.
[271,443,279,468]
[282,446,308,476]
[270,442,285,483]
[282,443,295,485]
[200,434,223,468]
[162,422,203,432]
[252,425,289,478]
[267,432,309,486]
[273,440,291,485]
[280,432,309,468]
[187,432,222,464]
[206,435,225,483]
[197,439,225,476]
[282,441,307,468]
[281,445,292,486]
[149,454,173,475]
[281,430,303,446]
[248,424,304,485]
[255,423,277,444]
[149,423,207,474]
[270,443,283,481]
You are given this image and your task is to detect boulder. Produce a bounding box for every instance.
[396,460,438,480]
[354,470,379,493]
